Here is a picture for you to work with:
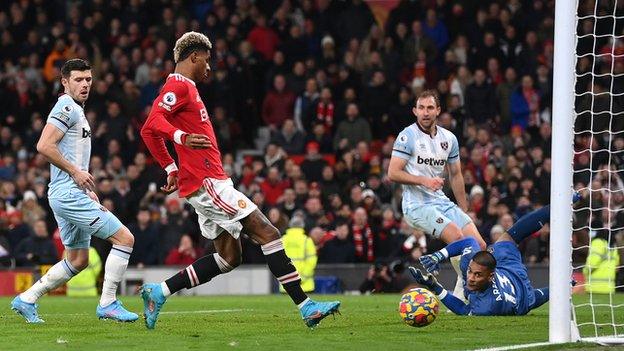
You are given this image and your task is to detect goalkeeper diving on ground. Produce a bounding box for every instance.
[409,193,581,316]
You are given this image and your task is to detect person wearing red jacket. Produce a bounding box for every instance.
[139,31,339,330]
[164,234,205,266]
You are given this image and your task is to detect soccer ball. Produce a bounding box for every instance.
[398,288,439,327]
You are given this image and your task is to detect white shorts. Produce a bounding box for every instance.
[187,178,257,240]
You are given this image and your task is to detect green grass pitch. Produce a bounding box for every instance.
[1,294,623,351]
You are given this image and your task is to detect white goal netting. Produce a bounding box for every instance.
[571,0,624,341]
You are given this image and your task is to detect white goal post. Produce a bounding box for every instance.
[550,0,624,345]
[549,0,577,343]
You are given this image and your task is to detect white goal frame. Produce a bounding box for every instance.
[550,0,624,345]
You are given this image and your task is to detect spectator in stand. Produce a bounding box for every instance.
[305,122,334,154]
[352,207,374,263]
[262,74,296,130]
[294,78,319,132]
[127,208,159,267]
[158,198,195,264]
[6,211,31,252]
[300,141,328,183]
[318,221,356,264]
[272,119,305,155]
[464,69,497,124]
[19,190,46,228]
[333,103,372,152]
[14,220,57,267]
[165,234,205,266]
[247,14,280,61]
[511,74,542,131]
[260,167,290,207]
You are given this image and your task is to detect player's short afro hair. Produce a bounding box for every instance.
[173,31,212,63]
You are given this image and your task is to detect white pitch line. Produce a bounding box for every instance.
[40,309,247,316]
[473,341,553,351]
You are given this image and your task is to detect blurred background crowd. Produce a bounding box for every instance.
[0,0,622,290]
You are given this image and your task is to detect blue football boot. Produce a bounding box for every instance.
[11,295,44,323]
[300,299,341,329]
[96,300,138,322]
[140,283,167,329]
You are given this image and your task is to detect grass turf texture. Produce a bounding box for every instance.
[1,294,623,351]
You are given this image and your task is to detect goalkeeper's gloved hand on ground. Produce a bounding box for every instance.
[408,267,444,295]
[419,251,446,275]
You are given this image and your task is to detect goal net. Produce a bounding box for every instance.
[552,0,624,344]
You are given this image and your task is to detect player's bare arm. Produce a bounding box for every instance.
[37,124,95,192]
[447,161,468,211]
[388,156,444,191]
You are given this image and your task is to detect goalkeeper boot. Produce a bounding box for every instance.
[96,300,138,322]
[300,299,341,329]
[11,295,44,323]
[140,283,167,329]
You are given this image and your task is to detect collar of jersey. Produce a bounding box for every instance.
[414,121,437,138]
[60,93,84,108]
[168,73,196,86]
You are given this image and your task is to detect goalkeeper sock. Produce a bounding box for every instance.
[450,256,466,302]
[164,253,233,296]
[261,239,308,305]
[100,245,132,307]
[508,205,550,244]
[20,259,79,303]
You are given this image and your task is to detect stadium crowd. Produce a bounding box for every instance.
[0,0,622,287]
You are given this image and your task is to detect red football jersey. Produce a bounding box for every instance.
[141,73,227,197]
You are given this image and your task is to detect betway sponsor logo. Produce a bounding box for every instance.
[416,155,446,166]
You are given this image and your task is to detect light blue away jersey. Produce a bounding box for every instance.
[391,124,460,205]
[46,94,91,198]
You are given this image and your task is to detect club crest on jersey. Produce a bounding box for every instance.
[440,141,448,150]
[163,92,177,106]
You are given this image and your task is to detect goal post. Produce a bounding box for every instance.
[549,0,578,344]
[551,0,624,345]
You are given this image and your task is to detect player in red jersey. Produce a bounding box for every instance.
[139,32,340,329]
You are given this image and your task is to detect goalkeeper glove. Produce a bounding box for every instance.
[419,250,447,275]
[408,266,444,295]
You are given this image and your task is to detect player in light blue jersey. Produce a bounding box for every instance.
[408,202,558,316]
[11,59,138,323]
[388,90,486,297]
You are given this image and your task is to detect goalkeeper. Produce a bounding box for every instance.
[410,195,578,316]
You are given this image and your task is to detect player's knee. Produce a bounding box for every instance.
[115,227,134,247]
[220,252,241,269]
[69,256,89,271]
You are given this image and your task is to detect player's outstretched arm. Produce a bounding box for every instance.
[409,267,470,315]
[420,237,480,274]
[37,124,95,191]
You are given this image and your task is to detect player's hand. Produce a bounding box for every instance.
[87,190,100,203]
[409,267,444,295]
[423,177,444,191]
[419,251,446,275]
[72,169,96,192]
[183,133,212,149]
[161,171,178,194]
